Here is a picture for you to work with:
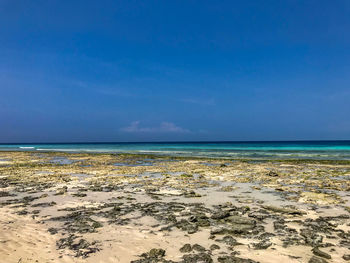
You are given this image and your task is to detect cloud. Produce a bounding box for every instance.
[120,121,190,133]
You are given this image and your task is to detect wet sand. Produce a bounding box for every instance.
[0,151,350,262]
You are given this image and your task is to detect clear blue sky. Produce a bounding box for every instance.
[1,0,350,142]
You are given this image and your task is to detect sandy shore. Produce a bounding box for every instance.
[0,151,350,262]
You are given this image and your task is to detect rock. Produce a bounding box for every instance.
[211,211,230,220]
[192,244,206,252]
[343,254,350,261]
[211,223,255,235]
[183,253,213,263]
[267,171,278,177]
[189,214,210,227]
[308,256,328,263]
[176,219,198,234]
[132,248,171,263]
[149,248,166,258]
[299,192,340,205]
[300,229,323,247]
[72,192,87,197]
[253,240,272,249]
[48,227,58,234]
[17,210,28,215]
[183,190,202,198]
[230,223,255,234]
[218,255,259,263]
[0,191,12,197]
[32,201,56,207]
[56,234,99,258]
[312,247,331,259]
[220,186,237,192]
[180,244,192,253]
[209,244,220,250]
[262,205,305,215]
[54,186,68,196]
[216,235,238,246]
[225,215,256,225]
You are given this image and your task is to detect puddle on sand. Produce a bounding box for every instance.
[139,172,163,178]
[49,157,75,165]
[200,162,230,167]
[114,161,153,167]
[35,171,54,175]
[107,172,163,179]
[70,173,93,181]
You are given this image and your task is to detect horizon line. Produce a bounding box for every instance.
[1,139,350,145]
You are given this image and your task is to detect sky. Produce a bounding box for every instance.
[0,0,350,142]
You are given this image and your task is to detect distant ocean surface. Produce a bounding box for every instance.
[1,141,350,160]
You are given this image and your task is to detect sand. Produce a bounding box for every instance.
[0,151,350,262]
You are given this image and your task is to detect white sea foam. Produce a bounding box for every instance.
[19,147,35,149]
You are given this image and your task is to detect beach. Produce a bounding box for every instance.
[1,151,350,262]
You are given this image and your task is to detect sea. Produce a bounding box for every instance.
[1,141,350,160]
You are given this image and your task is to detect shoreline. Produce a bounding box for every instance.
[1,151,350,262]
[1,140,350,161]
[2,150,350,165]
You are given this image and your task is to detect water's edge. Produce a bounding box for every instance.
[1,141,350,160]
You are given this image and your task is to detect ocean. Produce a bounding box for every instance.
[1,141,350,160]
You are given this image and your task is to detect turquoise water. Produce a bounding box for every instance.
[1,141,350,160]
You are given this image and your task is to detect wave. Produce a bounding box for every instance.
[19,147,35,149]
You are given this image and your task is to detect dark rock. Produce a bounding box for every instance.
[72,192,87,197]
[262,205,305,215]
[176,219,198,234]
[218,255,259,263]
[180,244,192,253]
[343,254,350,261]
[51,210,103,234]
[32,201,56,207]
[183,253,213,263]
[211,211,230,220]
[48,227,58,234]
[253,240,272,250]
[132,248,174,263]
[209,244,220,250]
[312,247,331,259]
[211,222,256,235]
[17,210,28,215]
[56,234,99,258]
[308,256,328,263]
[0,191,12,197]
[183,190,202,198]
[267,171,278,177]
[224,215,256,225]
[54,186,68,195]
[148,248,166,258]
[216,235,238,246]
[300,229,323,247]
[192,244,206,252]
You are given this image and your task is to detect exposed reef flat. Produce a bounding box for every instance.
[1,151,350,262]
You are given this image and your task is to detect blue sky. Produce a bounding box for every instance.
[1,0,350,142]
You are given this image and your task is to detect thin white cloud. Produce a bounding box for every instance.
[120,121,190,133]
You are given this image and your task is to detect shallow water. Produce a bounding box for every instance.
[1,141,350,160]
